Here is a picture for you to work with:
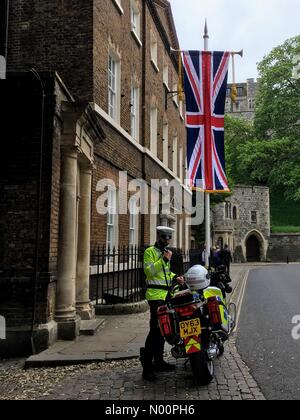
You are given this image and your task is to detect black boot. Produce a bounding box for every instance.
[142,348,156,382]
[153,360,176,372]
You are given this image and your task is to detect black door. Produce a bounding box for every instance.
[246,235,260,262]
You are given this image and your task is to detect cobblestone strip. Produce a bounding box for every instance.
[0,338,265,400]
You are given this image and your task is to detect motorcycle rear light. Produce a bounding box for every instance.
[207,297,222,325]
[175,304,198,317]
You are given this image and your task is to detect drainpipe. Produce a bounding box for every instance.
[140,0,146,249]
[29,68,45,354]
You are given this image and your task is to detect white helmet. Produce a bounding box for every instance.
[185,265,210,291]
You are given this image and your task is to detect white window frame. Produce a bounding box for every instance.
[163,122,169,167]
[150,107,158,156]
[129,197,139,249]
[179,146,183,182]
[106,188,118,251]
[112,0,124,15]
[108,52,121,123]
[172,135,178,175]
[130,0,141,45]
[163,63,169,90]
[150,32,159,72]
[173,81,178,107]
[130,84,140,142]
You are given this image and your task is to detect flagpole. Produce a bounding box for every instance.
[203,19,211,268]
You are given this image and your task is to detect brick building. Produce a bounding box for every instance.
[0,0,191,356]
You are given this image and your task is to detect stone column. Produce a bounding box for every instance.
[55,148,81,340]
[76,164,95,320]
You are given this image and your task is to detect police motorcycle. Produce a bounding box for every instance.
[157,265,236,385]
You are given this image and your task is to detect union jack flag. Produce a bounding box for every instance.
[183,51,230,192]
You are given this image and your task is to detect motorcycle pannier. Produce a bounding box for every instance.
[157,305,174,339]
[204,287,229,333]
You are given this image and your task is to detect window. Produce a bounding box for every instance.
[179,218,183,250]
[130,85,139,142]
[163,63,169,89]
[129,197,139,249]
[251,211,258,223]
[163,122,169,166]
[233,206,237,220]
[112,0,124,15]
[248,98,255,110]
[108,54,120,122]
[179,101,184,120]
[107,188,118,250]
[237,87,244,97]
[130,0,141,42]
[150,32,158,70]
[226,88,231,97]
[172,135,178,175]
[179,146,183,182]
[150,107,158,156]
[173,81,178,107]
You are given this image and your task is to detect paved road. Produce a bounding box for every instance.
[236,265,300,400]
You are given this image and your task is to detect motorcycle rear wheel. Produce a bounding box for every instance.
[189,351,214,386]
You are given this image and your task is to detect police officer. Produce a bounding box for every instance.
[140,226,185,381]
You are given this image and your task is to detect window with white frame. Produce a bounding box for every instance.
[179,146,183,182]
[173,80,178,107]
[130,85,139,142]
[150,107,158,156]
[108,53,120,122]
[172,135,178,175]
[130,0,141,41]
[129,197,139,249]
[106,188,118,250]
[112,0,124,15]
[178,218,183,250]
[163,122,169,167]
[163,63,169,89]
[179,100,184,119]
[150,32,158,70]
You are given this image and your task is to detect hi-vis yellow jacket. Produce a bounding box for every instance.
[143,246,176,301]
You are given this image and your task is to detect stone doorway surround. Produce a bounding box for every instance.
[55,103,104,340]
[243,229,268,263]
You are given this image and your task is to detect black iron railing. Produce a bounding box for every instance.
[90,246,199,306]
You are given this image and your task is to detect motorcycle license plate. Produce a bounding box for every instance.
[179,318,201,339]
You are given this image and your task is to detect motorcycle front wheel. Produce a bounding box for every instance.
[189,351,214,386]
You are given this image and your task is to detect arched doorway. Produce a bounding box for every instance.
[246,235,260,262]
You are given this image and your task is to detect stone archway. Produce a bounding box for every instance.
[244,230,266,262]
[246,235,260,262]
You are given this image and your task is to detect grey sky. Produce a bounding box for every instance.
[169,0,300,82]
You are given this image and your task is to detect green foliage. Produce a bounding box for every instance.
[224,35,300,202]
[255,35,300,139]
[270,192,300,232]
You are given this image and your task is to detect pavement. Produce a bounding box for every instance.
[236,264,300,400]
[25,264,249,367]
[0,264,269,400]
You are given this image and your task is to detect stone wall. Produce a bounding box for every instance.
[267,234,300,262]
[213,186,270,262]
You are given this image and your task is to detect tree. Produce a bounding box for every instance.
[254,35,300,139]
[224,35,300,201]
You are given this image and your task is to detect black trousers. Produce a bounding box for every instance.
[144,300,166,367]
